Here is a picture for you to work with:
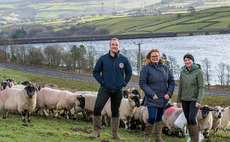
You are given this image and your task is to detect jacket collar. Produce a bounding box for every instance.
[109,50,120,58]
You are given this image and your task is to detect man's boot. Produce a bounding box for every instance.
[154,121,165,142]
[144,122,154,142]
[111,117,125,141]
[89,115,101,139]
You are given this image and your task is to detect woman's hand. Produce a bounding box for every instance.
[164,94,170,100]
[177,103,181,108]
[195,103,201,108]
[153,94,158,99]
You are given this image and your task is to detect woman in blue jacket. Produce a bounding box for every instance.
[139,49,175,142]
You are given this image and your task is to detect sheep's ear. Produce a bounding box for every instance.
[3,78,8,82]
[209,108,214,111]
[222,109,225,112]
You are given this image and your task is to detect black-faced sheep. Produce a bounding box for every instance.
[0,83,38,122]
[197,105,213,138]
[103,94,140,130]
[0,82,10,90]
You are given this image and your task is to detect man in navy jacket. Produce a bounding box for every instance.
[90,38,132,140]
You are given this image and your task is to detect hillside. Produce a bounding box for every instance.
[0,4,230,39]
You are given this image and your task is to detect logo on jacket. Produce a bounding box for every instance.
[119,63,124,68]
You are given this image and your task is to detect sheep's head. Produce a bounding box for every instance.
[25,84,38,98]
[0,82,10,90]
[3,78,15,88]
[21,81,31,86]
[213,106,224,118]
[200,105,213,119]
[129,94,140,107]
[77,95,85,109]
[122,90,129,98]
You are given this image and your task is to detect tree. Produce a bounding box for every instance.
[168,56,180,80]
[161,53,171,71]
[44,45,63,67]
[202,58,212,87]
[62,51,72,70]
[187,7,196,15]
[86,46,96,71]
[226,65,230,86]
[216,62,225,86]
[70,45,79,70]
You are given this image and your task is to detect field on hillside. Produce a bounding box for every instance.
[84,6,230,34]
[0,67,230,141]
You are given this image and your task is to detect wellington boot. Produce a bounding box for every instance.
[155,121,165,142]
[144,122,154,142]
[189,125,199,142]
[89,115,101,139]
[111,117,125,141]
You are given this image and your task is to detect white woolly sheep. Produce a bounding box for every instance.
[197,105,214,138]
[74,91,98,121]
[212,106,224,137]
[103,94,140,130]
[0,83,38,122]
[163,107,183,136]
[218,106,230,135]
[36,88,85,119]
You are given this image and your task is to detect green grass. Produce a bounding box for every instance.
[0,67,230,141]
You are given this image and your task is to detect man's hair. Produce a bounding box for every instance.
[110,37,120,45]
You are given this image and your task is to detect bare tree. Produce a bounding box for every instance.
[202,58,212,87]
[168,56,180,80]
[216,62,225,86]
[226,65,230,86]
[43,45,63,67]
[62,51,72,70]
[25,46,44,65]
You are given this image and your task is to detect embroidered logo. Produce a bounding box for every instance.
[119,63,124,68]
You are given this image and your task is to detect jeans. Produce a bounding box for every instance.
[182,101,199,125]
[147,106,165,124]
[93,88,122,117]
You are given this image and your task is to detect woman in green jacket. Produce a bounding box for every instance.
[177,53,204,142]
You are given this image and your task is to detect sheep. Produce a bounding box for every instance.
[211,106,224,137]
[197,105,214,138]
[103,93,140,130]
[3,78,16,88]
[36,88,85,119]
[0,82,10,90]
[163,107,184,136]
[130,103,144,130]
[44,84,58,89]
[73,92,98,121]
[218,106,230,135]
[0,83,38,122]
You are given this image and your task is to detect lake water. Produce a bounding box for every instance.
[33,34,230,85]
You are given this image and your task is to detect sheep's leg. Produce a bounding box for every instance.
[27,113,31,123]
[3,110,9,119]
[123,120,128,130]
[21,112,26,123]
[73,108,77,120]
[43,108,49,117]
[224,128,227,135]
[66,110,70,119]
[55,110,60,117]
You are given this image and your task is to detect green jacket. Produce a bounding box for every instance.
[177,63,204,104]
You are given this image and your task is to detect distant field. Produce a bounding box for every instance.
[82,6,230,34]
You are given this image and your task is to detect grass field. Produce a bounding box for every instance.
[0,67,230,141]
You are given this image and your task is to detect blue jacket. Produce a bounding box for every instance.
[93,51,132,92]
[139,62,175,108]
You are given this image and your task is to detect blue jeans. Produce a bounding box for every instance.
[93,88,122,117]
[147,106,165,124]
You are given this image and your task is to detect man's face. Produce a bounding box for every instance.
[109,40,120,54]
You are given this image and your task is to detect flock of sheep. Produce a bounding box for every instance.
[0,78,230,140]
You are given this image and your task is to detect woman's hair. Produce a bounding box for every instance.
[144,49,165,65]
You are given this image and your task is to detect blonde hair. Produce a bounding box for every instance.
[144,49,165,65]
[110,37,120,45]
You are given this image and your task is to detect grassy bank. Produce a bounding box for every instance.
[0,67,230,141]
